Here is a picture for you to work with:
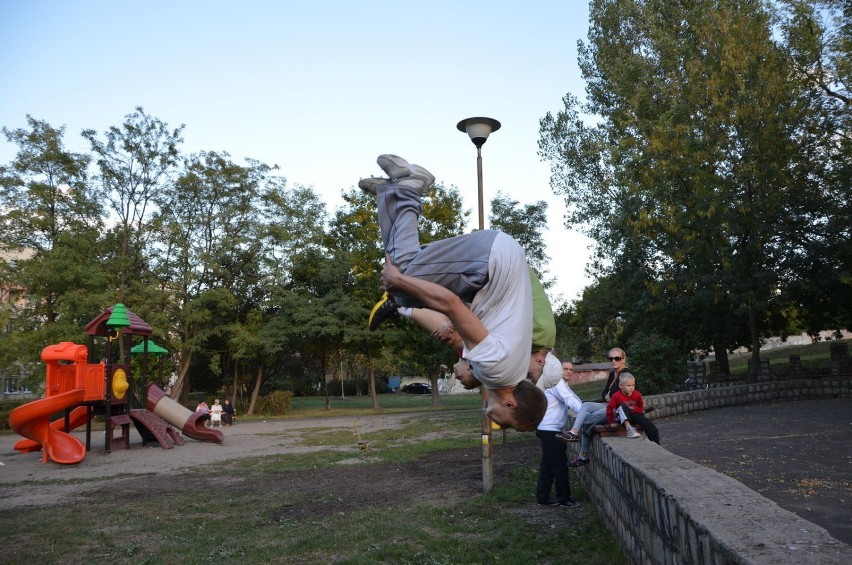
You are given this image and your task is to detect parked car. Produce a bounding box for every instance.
[402,383,432,394]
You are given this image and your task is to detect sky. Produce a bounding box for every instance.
[0,0,594,304]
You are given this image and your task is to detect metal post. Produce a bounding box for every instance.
[477,145,493,493]
[458,116,500,494]
[476,146,485,233]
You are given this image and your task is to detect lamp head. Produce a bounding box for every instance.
[457,117,501,148]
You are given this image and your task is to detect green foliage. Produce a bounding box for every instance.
[553,301,591,362]
[255,390,294,415]
[0,117,109,367]
[489,191,551,286]
[724,337,851,375]
[555,275,631,362]
[0,116,100,254]
[0,398,31,431]
[626,331,687,394]
[540,0,849,370]
[82,107,184,302]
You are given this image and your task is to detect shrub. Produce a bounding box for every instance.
[256,390,294,415]
[0,399,30,432]
[626,331,687,394]
[0,404,10,432]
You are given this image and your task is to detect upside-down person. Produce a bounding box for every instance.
[359,154,547,431]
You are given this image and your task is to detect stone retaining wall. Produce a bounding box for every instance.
[577,377,852,564]
[644,376,851,417]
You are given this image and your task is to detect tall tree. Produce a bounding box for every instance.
[83,107,184,302]
[488,191,551,287]
[0,117,106,353]
[539,0,845,380]
[241,179,329,412]
[777,0,852,335]
[149,152,279,401]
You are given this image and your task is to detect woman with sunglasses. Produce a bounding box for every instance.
[600,348,631,402]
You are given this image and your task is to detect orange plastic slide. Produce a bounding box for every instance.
[13,405,91,453]
[10,388,88,464]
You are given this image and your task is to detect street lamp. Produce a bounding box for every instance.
[457,116,501,493]
[457,117,501,230]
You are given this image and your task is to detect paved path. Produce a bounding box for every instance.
[654,398,851,546]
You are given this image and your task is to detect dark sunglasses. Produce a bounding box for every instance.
[608,356,623,362]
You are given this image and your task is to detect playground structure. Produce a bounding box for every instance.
[9,304,223,465]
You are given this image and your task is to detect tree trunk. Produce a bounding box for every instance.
[368,364,380,410]
[230,361,239,405]
[169,349,194,403]
[748,307,761,382]
[323,350,330,411]
[247,365,263,415]
[712,339,731,375]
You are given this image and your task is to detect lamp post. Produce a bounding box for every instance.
[457,116,500,493]
[457,117,501,230]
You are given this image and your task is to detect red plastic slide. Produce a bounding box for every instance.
[146,383,223,443]
[9,388,87,464]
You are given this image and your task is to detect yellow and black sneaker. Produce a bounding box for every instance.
[368,292,398,331]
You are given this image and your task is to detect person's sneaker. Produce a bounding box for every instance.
[368,292,397,331]
[626,427,641,439]
[376,154,412,180]
[558,499,582,508]
[376,154,435,194]
[567,455,590,467]
[402,164,435,194]
[537,498,559,506]
[358,176,389,196]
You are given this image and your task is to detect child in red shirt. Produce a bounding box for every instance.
[605,373,660,444]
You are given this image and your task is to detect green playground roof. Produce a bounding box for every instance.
[130,341,169,355]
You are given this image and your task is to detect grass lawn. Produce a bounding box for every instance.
[722,338,850,375]
[263,379,607,424]
[1,404,625,564]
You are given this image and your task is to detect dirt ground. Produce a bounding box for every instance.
[0,412,557,526]
[1,399,849,548]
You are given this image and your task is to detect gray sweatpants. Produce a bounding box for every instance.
[377,183,498,308]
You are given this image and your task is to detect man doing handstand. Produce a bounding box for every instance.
[360,154,547,431]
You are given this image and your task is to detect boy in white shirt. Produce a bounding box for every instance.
[534,357,583,506]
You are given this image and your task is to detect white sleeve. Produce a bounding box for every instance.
[556,381,583,413]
